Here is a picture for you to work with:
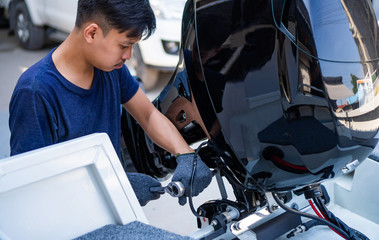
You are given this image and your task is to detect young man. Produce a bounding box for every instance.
[9,0,212,206]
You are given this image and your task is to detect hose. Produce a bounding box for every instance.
[313,197,370,240]
[188,141,209,218]
[272,192,350,239]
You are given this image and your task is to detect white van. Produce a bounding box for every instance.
[4,0,186,89]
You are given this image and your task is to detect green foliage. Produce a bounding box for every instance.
[350,73,358,94]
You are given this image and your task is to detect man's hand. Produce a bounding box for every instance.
[172,153,213,205]
[127,172,162,206]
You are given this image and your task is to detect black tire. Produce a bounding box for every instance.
[0,8,9,28]
[13,2,45,50]
[130,44,159,91]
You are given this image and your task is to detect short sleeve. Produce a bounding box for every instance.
[9,88,58,155]
[119,65,139,104]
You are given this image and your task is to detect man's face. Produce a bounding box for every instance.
[91,28,140,72]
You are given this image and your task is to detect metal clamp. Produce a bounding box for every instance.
[165,181,185,197]
[149,181,185,198]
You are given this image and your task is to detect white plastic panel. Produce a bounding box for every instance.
[0,133,147,240]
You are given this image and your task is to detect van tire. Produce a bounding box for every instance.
[0,8,9,28]
[13,2,45,50]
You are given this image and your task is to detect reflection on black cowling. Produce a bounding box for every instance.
[154,0,379,192]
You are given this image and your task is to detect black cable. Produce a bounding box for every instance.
[208,139,259,210]
[188,141,208,218]
[272,192,350,239]
[314,197,328,216]
[313,197,351,239]
[314,196,370,240]
[287,220,326,238]
[303,219,326,229]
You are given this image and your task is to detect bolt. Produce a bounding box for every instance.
[271,204,279,211]
[255,200,261,207]
[211,220,218,226]
[291,203,299,210]
[233,222,241,231]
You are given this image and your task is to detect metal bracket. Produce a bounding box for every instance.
[214,168,228,199]
[266,192,279,213]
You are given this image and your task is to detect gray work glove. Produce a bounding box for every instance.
[172,153,212,205]
[127,172,162,206]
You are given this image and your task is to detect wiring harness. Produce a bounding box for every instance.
[274,184,370,240]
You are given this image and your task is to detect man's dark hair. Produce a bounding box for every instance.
[75,0,156,40]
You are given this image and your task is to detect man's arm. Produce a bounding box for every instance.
[9,89,56,155]
[124,87,213,205]
[123,87,193,155]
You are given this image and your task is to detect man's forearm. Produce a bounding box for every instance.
[123,88,193,155]
[142,110,194,155]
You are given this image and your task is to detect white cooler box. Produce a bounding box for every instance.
[0,133,147,240]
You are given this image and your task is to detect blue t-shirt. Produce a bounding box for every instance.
[9,48,139,156]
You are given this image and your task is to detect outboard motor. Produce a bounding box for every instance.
[122,0,379,239]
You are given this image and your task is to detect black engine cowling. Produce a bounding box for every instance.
[123,0,379,193]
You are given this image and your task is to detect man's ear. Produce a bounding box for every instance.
[83,23,100,43]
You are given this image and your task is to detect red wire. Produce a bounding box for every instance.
[272,155,309,171]
[309,199,324,218]
[308,200,347,239]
